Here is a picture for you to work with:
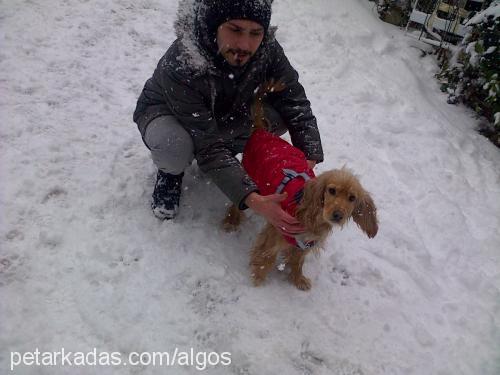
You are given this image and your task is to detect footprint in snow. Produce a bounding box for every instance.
[0,254,26,287]
[330,266,350,286]
[41,186,67,204]
[189,279,240,317]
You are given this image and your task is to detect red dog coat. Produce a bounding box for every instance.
[242,129,316,249]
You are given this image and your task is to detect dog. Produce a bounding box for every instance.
[222,81,378,290]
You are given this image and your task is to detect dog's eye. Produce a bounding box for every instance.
[328,188,336,195]
[349,195,356,202]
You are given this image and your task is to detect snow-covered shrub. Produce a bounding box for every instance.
[371,0,412,26]
[437,1,500,146]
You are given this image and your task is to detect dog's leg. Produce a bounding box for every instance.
[286,248,311,291]
[250,224,280,286]
[222,204,244,232]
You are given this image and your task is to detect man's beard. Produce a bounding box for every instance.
[224,48,252,66]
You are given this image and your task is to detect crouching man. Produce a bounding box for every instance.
[133,0,323,237]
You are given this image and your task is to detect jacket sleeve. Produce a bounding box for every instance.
[267,41,324,163]
[161,68,258,209]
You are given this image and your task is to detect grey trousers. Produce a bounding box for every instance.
[143,106,287,175]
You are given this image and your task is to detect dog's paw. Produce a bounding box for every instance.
[251,273,265,287]
[221,220,240,233]
[289,274,312,291]
[251,277,264,287]
[221,205,244,232]
[250,268,267,286]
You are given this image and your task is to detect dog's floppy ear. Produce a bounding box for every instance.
[300,173,328,224]
[352,190,378,238]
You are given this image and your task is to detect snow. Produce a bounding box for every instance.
[466,41,481,66]
[485,46,497,55]
[466,0,500,25]
[1,0,499,374]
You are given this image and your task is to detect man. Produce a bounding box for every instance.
[133,0,323,236]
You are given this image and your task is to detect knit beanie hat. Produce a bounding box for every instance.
[202,0,272,34]
[195,0,272,55]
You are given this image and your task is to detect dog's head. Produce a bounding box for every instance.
[299,168,378,238]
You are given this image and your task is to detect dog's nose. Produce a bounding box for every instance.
[332,211,344,222]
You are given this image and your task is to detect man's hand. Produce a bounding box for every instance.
[307,160,316,170]
[245,192,305,236]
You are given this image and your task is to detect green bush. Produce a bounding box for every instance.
[437,4,500,147]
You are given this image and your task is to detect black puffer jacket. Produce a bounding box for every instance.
[133,3,323,208]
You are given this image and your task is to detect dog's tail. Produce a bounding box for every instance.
[253,79,286,131]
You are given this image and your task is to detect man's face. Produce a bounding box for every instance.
[216,19,265,67]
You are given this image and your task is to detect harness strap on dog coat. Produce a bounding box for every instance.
[275,169,312,194]
[295,237,316,250]
[275,169,316,251]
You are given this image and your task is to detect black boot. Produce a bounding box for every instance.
[151,170,184,220]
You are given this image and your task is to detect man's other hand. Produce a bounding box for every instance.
[244,192,305,236]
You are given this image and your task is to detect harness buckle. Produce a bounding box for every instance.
[275,168,311,194]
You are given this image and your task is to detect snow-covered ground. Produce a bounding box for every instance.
[1,0,499,374]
